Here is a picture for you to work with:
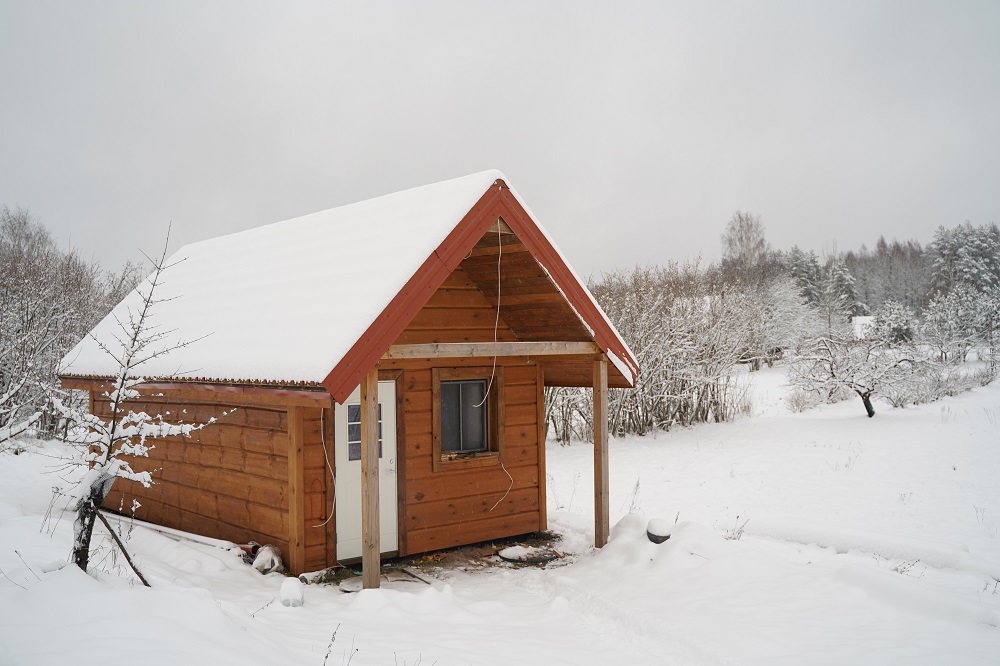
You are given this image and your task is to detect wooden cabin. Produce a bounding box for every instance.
[59,171,638,587]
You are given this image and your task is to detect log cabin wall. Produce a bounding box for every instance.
[391,362,544,555]
[393,267,519,345]
[97,392,330,573]
[386,261,547,555]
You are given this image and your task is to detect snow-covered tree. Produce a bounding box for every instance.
[785,246,822,305]
[816,259,862,329]
[0,207,139,446]
[842,237,930,312]
[788,335,919,418]
[921,284,981,363]
[928,222,1000,297]
[870,300,917,344]
[978,288,1000,370]
[54,235,221,573]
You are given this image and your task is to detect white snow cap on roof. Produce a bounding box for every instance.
[61,170,505,385]
[61,169,635,389]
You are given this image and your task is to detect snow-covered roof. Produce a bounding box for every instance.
[60,170,637,400]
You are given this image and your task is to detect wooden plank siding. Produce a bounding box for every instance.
[96,393,331,573]
[382,261,548,555]
[387,363,544,555]
[392,268,520,346]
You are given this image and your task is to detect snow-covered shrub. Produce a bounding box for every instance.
[784,387,822,413]
[543,386,592,445]
[882,357,996,409]
[589,262,785,434]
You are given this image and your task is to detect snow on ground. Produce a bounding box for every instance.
[1,366,998,664]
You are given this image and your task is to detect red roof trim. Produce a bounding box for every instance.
[492,185,639,384]
[321,178,638,403]
[322,183,505,402]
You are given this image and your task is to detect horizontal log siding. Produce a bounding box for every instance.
[395,363,543,555]
[97,393,295,561]
[393,267,519,345]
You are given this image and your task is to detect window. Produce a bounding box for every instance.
[346,403,382,461]
[432,367,504,471]
[441,380,487,453]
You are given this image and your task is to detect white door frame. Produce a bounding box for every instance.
[334,380,398,561]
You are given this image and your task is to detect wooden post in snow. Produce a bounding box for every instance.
[593,356,609,548]
[360,368,381,589]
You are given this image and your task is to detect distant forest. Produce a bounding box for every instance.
[547,215,1000,440]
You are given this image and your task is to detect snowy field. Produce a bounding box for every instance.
[1,366,998,665]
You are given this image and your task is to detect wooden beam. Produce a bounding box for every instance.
[536,365,547,532]
[593,357,609,548]
[360,368,380,589]
[286,405,306,574]
[59,376,332,408]
[383,341,600,359]
[322,402,338,568]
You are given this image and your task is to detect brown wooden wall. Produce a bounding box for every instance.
[98,393,331,573]
[388,362,545,555]
[387,260,547,555]
[393,267,519,345]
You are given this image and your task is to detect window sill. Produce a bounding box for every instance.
[435,451,501,471]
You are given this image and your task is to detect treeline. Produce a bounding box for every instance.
[2,204,997,445]
[0,207,139,443]
[547,215,1000,442]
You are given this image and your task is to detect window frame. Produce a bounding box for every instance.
[346,402,383,462]
[431,367,504,472]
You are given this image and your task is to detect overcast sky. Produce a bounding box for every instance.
[1,1,998,278]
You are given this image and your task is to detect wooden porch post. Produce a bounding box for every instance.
[360,368,381,589]
[593,356,609,548]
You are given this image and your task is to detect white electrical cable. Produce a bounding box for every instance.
[475,221,502,408]
[487,459,514,512]
[480,219,514,512]
[311,407,336,528]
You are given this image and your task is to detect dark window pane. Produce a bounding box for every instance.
[440,379,488,454]
[460,382,487,452]
[348,442,360,461]
[441,382,461,452]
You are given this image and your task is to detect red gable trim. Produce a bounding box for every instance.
[322,183,505,403]
[321,179,638,404]
[492,185,638,385]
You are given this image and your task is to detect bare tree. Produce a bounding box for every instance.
[720,211,777,287]
[53,233,221,573]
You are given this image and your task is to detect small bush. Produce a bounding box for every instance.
[785,388,820,413]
